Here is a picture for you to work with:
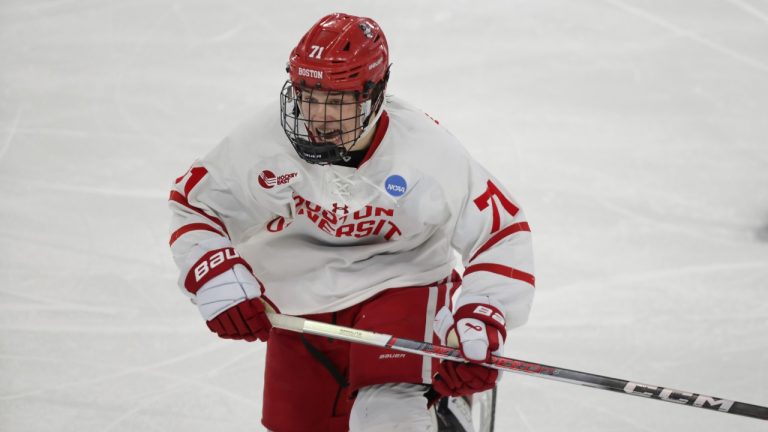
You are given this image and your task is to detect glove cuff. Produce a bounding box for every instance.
[183,247,254,294]
[453,296,507,342]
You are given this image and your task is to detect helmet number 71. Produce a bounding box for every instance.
[309,45,325,59]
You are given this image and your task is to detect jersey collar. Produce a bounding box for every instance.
[358,110,389,168]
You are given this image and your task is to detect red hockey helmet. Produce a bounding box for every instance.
[287,13,389,95]
[281,13,391,164]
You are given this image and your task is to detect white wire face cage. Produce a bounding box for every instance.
[279,80,386,165]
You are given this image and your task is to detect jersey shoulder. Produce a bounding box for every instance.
[203,101,296,170]
[385,96,472,163]
[190,101,303,217]
[202,101,302,183]
[380,96,474,189]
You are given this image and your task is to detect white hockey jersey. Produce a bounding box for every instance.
[169,96,534,327]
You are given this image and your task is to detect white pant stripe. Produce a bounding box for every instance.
[421,284,439,383]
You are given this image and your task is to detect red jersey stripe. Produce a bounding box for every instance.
[463,263,535,287]
[358,111,390,167]
[168,190,230,237]
[169,223,225,246]
[469,222,531,263]
[175,170,189,185]
[183,166,208,197]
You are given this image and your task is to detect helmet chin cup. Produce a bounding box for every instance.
[292,138,349,165]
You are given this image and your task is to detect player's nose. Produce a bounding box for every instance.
[308,105,338,122]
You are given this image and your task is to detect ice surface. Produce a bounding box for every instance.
[1,0,767,431]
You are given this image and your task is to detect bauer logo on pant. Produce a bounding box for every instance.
[385,174,407,197]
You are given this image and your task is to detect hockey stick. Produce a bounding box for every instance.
[267,312,768,421]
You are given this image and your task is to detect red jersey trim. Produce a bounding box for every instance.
[168,190,230,237]
[463,263,535,287]
[169,223,225,246]
[358,111,390,167]
[184,166,208,197]
[469,222,531,263]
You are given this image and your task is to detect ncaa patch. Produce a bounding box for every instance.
[384,175,407,197]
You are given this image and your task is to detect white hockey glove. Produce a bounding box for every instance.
[184,247,273,342]
[432,295,506,397]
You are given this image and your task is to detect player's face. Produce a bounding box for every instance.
[298,89,361,146]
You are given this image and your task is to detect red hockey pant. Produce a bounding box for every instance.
[261,276,458,432]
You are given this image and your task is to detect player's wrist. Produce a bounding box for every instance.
[183,247,253,294]
[453,295,507,341]
[182,245,267,323]
[448,295,506,363]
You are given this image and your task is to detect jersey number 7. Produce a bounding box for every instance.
[473,180,519,234]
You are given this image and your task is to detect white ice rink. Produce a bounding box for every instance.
[1,0,767,431]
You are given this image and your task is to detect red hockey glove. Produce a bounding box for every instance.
[433,362,498,398]
[432,296,506,397]
[205,297,272,342]
[184,247,274,342]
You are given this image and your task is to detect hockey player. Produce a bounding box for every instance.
[168,13,534,432]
